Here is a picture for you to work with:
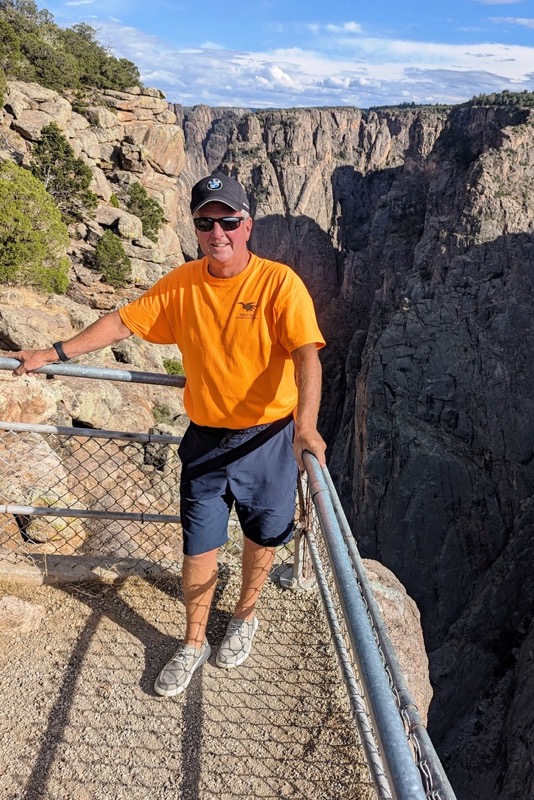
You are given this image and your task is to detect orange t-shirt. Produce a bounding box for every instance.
[119,253,325,428]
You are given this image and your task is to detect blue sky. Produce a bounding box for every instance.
[48,0,534,108]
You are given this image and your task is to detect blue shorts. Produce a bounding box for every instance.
[179,417,297,556]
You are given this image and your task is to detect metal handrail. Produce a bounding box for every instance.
[304,452,441,800]
[0,356,454,798]
[321,469,456,799]
[0,357,186,388]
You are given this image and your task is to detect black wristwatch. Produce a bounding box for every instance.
[52,341,70,362]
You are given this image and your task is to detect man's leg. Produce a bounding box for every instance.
[233,538,275,620]
[215,538,275,669]
[183,547,219,648]
[154,547,218,697]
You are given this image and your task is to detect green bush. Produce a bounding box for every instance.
[126,182,166,242]
[31,122,98,221]
[163,357,184,376]
[0,65,6,106]
[93,230,131,287]
[109,193,120,208]
[0,2,141,91]
[0,160,69,292]
[152,404,174,425]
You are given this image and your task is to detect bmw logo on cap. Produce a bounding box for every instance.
[207,178,223,190]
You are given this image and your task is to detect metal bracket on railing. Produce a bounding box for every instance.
[274,472,316,592]
[276,522,316,591]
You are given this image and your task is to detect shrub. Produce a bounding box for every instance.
[109,193,120,208]
[31,122,98,221]
[0,160,69,292]
[152,404,174,425]
[0,2,142,91]
[163,357,184,376]
[93,230,131,287]
[126,182,166,242]
[0,65,6,106]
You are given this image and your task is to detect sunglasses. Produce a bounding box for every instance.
[193,216,245,232]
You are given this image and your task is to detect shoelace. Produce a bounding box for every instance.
[226,620,248,644]
[169,646,196,667]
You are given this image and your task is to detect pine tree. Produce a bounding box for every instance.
[93,231,132,288]
[126,182,166,242]
[0,160,70,292]
[31,122,98,221]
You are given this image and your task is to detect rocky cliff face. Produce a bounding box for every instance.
[171,101,534,799]
[1,82,533,798]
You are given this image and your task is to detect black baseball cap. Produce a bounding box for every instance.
[190,173,250,215]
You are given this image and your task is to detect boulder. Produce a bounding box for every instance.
[83,106,121,129]
[3,87,31,119]
[71,128,101,161]
[11,109,54,141]
[0,596,45,634]
[39,97,71,129]
[94,206,143,240]
[67,112,90,133]
[8,81,58,103]
[156,224,184,262]
[0,303,72,350]
[123,121,185,176]
[0,370,60,423]
[90,166,113,201]
[365,559,433,723]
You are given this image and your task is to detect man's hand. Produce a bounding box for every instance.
[293,424,327,470]
[10,311,133,377]
[10,347,58,376]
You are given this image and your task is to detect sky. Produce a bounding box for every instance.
[47,0,534,109]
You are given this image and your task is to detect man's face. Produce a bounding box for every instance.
[193,201,253,272]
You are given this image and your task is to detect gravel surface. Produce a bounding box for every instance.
[0,569,376,800]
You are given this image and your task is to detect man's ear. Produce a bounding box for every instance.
[245,217,253,241]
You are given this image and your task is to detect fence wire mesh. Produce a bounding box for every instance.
[0,423,293,576]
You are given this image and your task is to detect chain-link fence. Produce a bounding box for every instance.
[0,420,297,581]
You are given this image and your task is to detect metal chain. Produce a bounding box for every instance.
[353,570,444,800]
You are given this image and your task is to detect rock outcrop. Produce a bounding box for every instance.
[1,81,185,294]
[0,595,44,633]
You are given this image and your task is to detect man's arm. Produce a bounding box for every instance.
[291,343,326,469]
[11,310,133,375]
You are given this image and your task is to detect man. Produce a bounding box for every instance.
[13,173,326,697]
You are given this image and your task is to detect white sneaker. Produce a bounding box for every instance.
[216,616,259,669]
[154,641,211,697]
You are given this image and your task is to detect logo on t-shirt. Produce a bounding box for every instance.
[236,301,258,319]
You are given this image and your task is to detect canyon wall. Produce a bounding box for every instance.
[172,100,534,799]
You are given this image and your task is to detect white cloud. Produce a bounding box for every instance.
[84,19,534,109]
[473,0,522,4]
[199,41,226,50]
[490,16,534,28]
[65,0,94,5]
[325,22,363,34]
